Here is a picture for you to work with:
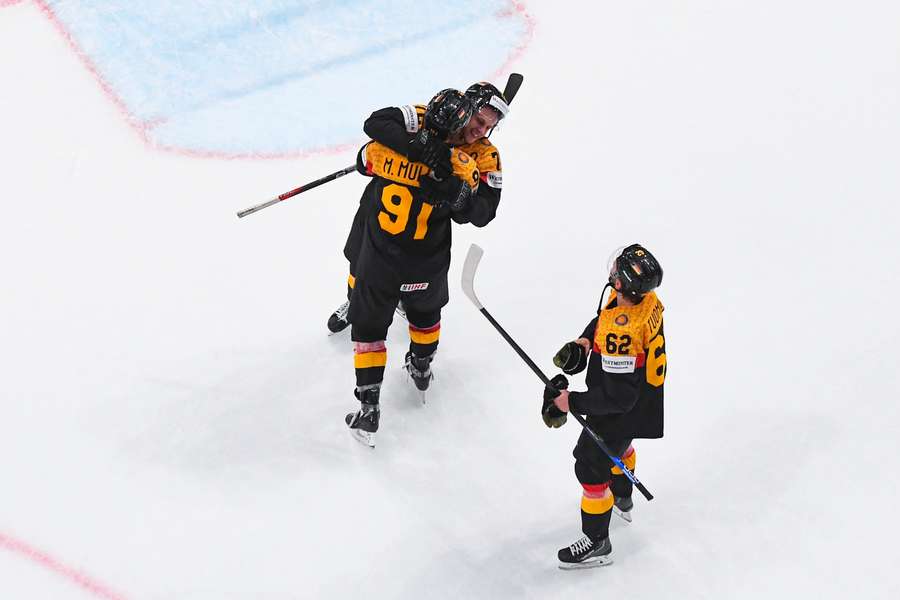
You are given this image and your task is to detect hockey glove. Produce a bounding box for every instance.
[553,341,588,375]
[408,130,453,180]
[420,174,472,212]
[542,373,569,429]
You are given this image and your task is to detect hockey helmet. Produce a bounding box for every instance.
[424,88,475,139]
[465,82,509,121]
[608,244,663,298]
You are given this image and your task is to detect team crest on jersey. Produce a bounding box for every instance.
[400,282,429,292]
[615,314,629,326]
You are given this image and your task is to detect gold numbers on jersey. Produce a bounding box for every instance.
[646,334,666,388]
[414,202,433,239]
[378,183,433,238]
[378,184,412,234]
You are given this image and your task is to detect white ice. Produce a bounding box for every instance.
[1,1,899,599]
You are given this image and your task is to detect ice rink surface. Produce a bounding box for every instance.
[2,1,899,598]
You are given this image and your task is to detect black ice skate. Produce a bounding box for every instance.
[558,535,614,570]
[327,300,350,334]
[404,351,433,402]
[613,496,634,523]
[345,386,380,447]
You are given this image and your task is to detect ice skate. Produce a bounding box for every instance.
[557,535,614,570]
[327,300,350,334]
[345,386,380,447]
[613,496,633,523]
[404,351,433,403]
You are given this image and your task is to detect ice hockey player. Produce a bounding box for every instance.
[327,80,508,334]
[542,244,666,568]
[345,87,505,447]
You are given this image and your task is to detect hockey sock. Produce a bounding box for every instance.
[408,321,440,358]
[354,340,387,387]
[580,482,614,540]
[610,446,636,499]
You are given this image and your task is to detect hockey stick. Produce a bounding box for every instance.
[502,73,524,104]
[236,164,356,218]
[461,244,654,501]
[237,76,523,219]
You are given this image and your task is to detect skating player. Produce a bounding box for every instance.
[327,81,508,334]
[543,244,666,568]
[344,88,505,447]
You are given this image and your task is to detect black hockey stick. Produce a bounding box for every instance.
[236,164,356,218]
[502,73,524,104]
[461,244,654,502]
[238,75,522,219]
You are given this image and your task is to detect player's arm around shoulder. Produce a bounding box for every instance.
[363,104,426,156]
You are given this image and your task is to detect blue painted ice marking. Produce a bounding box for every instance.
[44,0,531,156]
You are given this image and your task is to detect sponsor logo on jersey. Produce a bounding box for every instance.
[601,354,636,374]
[486,171,502,189]
[400,105,419,133]
[400,282,429,292]
[615,314,629,326]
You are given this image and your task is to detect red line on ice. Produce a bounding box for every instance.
[22,0,533,160]
[490,0,536,81]
[0,532,128,600]
[26,0,359,160]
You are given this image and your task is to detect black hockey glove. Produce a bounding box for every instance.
[541,373,569,429]
[408,129,452,180]
[420,174,472,212]
[553,342,588,375]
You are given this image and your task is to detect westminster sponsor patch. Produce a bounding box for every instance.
[485,171,502,189]
[601,354,637,374]
[400,282,429,292]
[400,105,419,133]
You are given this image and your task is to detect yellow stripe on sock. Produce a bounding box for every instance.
[354,351,386,369]
[581,493,614,515]
[611,448,636,475]
[409,327,440,345]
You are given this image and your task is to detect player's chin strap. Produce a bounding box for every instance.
[595,283,612,315]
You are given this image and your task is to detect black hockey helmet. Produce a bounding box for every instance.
[424,88,475,139]
[465,81,509,121]
[608,244,663,298]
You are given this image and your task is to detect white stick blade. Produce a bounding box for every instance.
[461,243,485,309]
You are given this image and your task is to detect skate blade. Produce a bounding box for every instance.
[558,555,614,570]
[613,506,633,523]
[350,428,376,448]
[404,369,432,404]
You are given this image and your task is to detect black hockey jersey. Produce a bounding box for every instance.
[568,290,667,440]
[343,104,503,276]
[354,141,479,282]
